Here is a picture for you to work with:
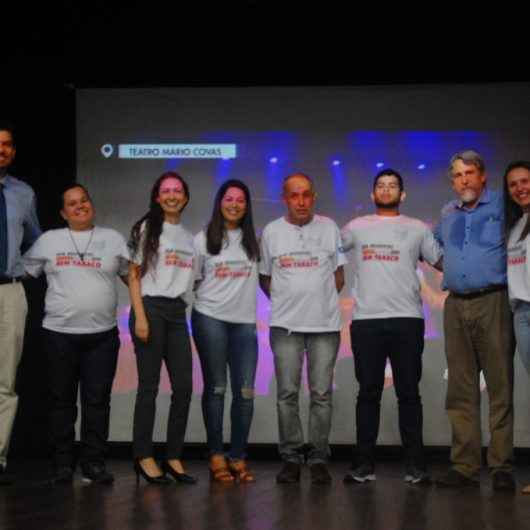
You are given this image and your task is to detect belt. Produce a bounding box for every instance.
[450,284,506,299]
[0,276,23,285]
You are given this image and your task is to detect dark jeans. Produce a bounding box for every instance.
[191,310,258,460]
[45,327,120,468]
[130,296,192,459]
[350,318,425,468]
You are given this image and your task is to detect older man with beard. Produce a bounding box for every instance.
[434,150,515,491]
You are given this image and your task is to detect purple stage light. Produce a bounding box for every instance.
[417,163,426,170]
[332,160,341,166]
[376,162,384,168]
[269,157,278,164]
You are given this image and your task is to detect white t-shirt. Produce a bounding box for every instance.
[507,214,530,304]
[259,215,347,332]
[23,227,129,334]
[341,214,442,320]
[132,221,196,304]
[194,229,258,324]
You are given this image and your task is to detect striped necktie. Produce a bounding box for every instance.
[0,182,8,275]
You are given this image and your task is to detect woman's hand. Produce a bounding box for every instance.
[135,317,150,342]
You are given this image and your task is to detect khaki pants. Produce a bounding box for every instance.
[0,283,27,468]
[444,289,515,477]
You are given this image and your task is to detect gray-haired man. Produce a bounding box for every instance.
[434,151,515,491]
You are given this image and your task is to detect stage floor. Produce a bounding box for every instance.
[1,460,529,530]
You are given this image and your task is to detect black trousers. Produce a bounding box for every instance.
[350,318,425,468]
[130,296,192,459]
[45,327,120,468]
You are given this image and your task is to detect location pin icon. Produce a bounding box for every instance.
[101,144,114,158]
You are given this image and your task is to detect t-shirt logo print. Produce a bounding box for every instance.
[278,252,319,269]
[508,244,526,266]
[164,249,193,268]
[214,260,252,279]
[55,252,102,269]
[362,244,400,262]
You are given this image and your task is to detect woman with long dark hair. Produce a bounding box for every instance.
[503,160,530,494]
[128,171,196,485]
[192,179,260,482]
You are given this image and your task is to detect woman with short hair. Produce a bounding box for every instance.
[24,183,128,484]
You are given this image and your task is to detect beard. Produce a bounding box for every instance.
[459,189,479,205]
[374,198,401,210]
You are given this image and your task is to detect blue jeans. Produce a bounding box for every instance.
[191,310,258,460]
[514,300,530,375]
[270,327,340,465]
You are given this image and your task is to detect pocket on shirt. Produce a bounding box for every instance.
[481,218,503,245]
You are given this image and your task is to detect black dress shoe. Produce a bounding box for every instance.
[276,462,301,484]
[310,463,332,484]
[435,468,479,488]
[492,471,516,492]
[161,461,197,484]
[0,466,14,486]
[54,467,74,484]
[81,462,114,485]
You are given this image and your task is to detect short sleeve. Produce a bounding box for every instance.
[114,233,130,276]
[340,221,356,253]
[193,232,206,281]
[333,222,348,268]
[23,233,47,277]
[420,224,443,265]
[259,228,272,276]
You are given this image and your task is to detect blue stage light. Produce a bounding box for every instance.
[417,163,426,170]
[376,162,384,168]
[332,160,341,167]
[269,157,278,164]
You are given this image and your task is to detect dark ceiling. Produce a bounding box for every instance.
[5,2,526,88]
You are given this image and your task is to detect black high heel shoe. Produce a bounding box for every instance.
[134,460,171,485]
[161,461,197,484]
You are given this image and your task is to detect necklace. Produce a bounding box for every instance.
[68,228,95,262]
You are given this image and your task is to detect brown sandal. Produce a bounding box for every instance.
[209,455,234,483]
[229,459,255,483]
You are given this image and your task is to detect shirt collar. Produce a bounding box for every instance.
[283,214,316,228]
[0,173,12,186]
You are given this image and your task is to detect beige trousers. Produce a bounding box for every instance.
[0,282,27,468]
[444,289,515,477]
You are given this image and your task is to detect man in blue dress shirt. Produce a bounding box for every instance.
[434,150,515,491]
[0,123,41,485]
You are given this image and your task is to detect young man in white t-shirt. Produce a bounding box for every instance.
[260,173,346,484]
[341,169,442,485]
